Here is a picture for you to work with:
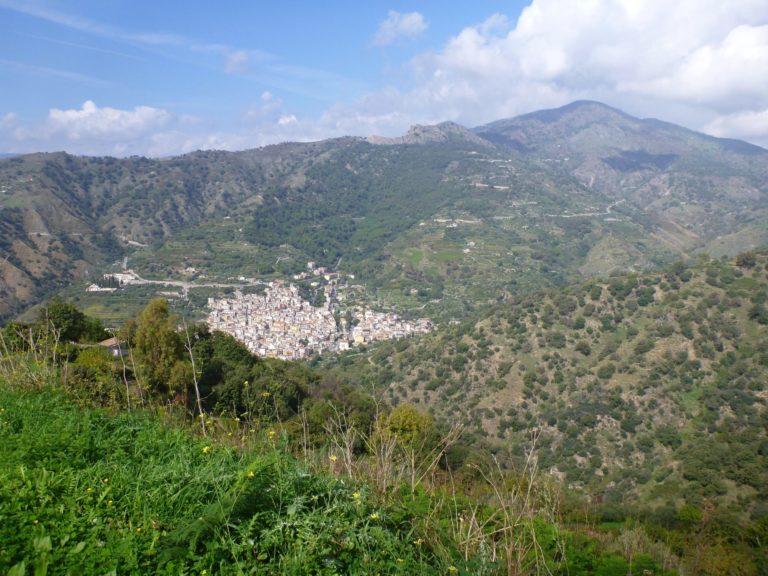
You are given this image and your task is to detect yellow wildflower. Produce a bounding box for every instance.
[369,512,380,521]
[352,491,361,500]
[202,446,211,454]
[246,471,255,478]
[329,454,338,462]
[413,538,423,546]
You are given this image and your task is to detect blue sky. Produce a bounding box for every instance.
[1,0,767,156]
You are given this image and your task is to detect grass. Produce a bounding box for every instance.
[406,249,424,266]
[0,386,451,575]
[0,382,689,576]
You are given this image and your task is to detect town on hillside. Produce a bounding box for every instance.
[207,265,433,360]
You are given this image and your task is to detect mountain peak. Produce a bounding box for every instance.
[368,121,492,147]
[481,100,633,131]
[474,100,767,157]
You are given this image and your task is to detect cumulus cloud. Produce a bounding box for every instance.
[4,0,768,155]
[46,100,171,141]
[277,114,298,126]
[403,2,767,122]
[244,91,284,122]
[618,23,768,111]
[373,11,427,46]
[342,0,768,147]
[1,101,178,156]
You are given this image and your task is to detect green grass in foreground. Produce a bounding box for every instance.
[0,388,445,575]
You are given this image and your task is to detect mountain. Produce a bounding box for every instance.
[1,101,767,322]
[475,101,768,260]
[367,121,493,147]
[321,252,768,518]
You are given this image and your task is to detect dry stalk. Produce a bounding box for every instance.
[182,320,206,436]
[459,431,561,576]
[323,404,359,478]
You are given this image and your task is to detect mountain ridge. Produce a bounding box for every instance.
[1,100,767,322]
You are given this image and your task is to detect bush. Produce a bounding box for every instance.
[634,339,655,355]
[597,363,616,380]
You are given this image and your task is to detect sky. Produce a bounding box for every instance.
[1,0,767,157]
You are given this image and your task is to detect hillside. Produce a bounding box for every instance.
[322,252,768,520]
[0,387,456,574]
[2,101,767,325]
[1,312,692,575]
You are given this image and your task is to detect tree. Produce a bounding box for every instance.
[384,404,435,448]
[748,303,768,325]
[133,299,183,395]
[38,297,86,342]
[374,404,461,492]
[736,252,757,269]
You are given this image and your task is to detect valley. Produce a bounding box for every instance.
[2,100,768,573]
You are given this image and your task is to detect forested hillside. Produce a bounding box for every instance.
[323,253,768,524]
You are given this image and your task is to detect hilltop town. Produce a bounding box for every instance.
[207,271,433,360]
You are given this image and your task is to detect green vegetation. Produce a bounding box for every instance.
[0,388,446,574]
[3,101,768,324]
[323,253,768,572]
[2,300,699,575]
[2,101,768,573]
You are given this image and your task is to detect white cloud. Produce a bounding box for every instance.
[0,112,16,129]
[4,0,768,155]
[373,11,427,46]
[349,0,768,146]
[46,100,171,141]
[2,101,178,156]
[244,91,286,123]
[277,114,298,126]
[704,108,768,147]
[225,50,250,74]
[618,24,768,111]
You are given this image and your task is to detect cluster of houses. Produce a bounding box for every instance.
[207,282,337,360]
[206,280,433,360]
[350,310,433,345]
[85,261,433,361]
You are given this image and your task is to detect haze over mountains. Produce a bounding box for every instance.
[1,100,766,320]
